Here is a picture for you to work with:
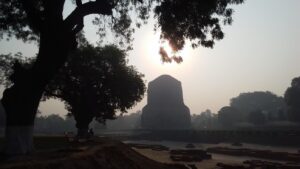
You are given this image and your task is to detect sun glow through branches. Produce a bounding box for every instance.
[146,33,191,68]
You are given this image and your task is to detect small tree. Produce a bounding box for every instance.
[44,44,145,137]
[284,77,300,122]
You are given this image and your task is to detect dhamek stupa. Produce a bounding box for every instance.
[141,75,191,129]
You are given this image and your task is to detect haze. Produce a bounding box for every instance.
[0,0,299,116]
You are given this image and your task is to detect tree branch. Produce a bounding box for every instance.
[73,0,84,34]
[20,0,43,32]
[64,0,114,33]
[43,88,63,99]
[44,0,65,22]
[75,0,82,6]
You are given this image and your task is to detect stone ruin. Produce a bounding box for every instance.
[141,75,191,130]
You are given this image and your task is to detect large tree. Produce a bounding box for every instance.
[230,91,286,121]
[284,77,300,122]
[0,0,244,155]
[247,109,266,125]
[44,44,145,138]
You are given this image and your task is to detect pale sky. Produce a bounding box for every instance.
[0,0,300,117]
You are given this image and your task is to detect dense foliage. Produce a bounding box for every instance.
[0,44,146,133]
[248,110,266,125]
[218,106,242,128]
[44,44,145,130]
[230,91,286,120]
[0,0,244,60]
[284,77,300,122]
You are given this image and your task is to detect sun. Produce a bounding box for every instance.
[146,33,191,67]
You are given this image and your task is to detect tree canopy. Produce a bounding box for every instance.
[218,106,242,128]
[44,44,145,131]
[0,0,244,61]
[0,43,146,133]
[248,109,266,125]
[284,77,300,122]
[230,91,286,118]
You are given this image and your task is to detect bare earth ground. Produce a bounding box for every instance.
[0,136,187,169]
[1,136,299,169]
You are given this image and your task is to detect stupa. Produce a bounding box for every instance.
[141,75,191,129]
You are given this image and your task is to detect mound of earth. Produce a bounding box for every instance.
[0,138,186,169]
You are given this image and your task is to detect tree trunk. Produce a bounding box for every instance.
[73,107,94,139]
[1,21,74,155]
[4,126,34,155]
[77,128,89,139]
[1,74,44,155]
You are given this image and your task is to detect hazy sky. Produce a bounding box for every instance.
[0,0,300,117]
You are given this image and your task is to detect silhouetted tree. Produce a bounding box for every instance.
[0,53,35,87]
[248,109,266,125]
[44,44,145,138]
[0,0,243,154]
[0,44,145,140]
[230,91,286,121]
[284,77,300,122]
[218,106,242,128]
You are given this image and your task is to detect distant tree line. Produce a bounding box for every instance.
[217,91,287,129]
[2,77,299,133]
[5,110,143,135]
[34,114,76,135]
[93,111,142,132]
[191,109,219,129]
[193,77,300,130]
